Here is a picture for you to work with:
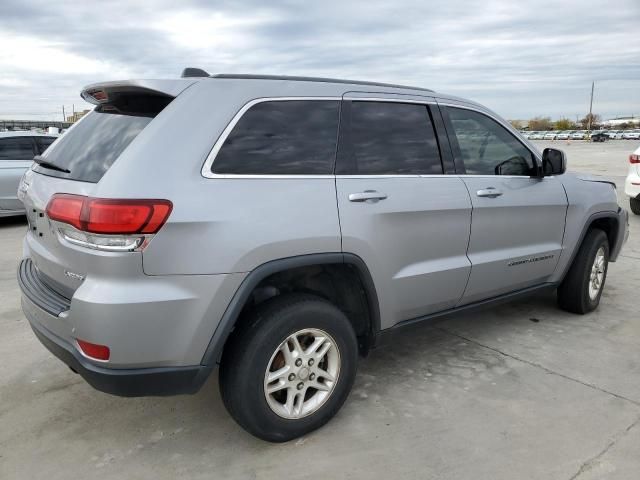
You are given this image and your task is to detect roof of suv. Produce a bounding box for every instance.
[210,74,435,93]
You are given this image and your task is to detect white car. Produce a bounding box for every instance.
[626,145,640,215]
[529,132,545,140]
[607,130,621,139]
[556,131,571,140]
[543,131,557,140]
[571,130,587,140]
[622,130,640,140]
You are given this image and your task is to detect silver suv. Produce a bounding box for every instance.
[0,131,57,217]
[17,71,628,442]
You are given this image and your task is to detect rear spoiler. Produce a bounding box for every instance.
[80,79,197,105]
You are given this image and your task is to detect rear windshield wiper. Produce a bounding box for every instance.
[33,155,71,174]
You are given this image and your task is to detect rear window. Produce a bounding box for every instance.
[34,93,171,183]
[0,137,35,160]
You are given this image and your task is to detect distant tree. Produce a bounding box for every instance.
[528,116,553,131]
[509,120,524,130]
[554,118,574,130]
[579,113,601,129]
[618,122,630,130]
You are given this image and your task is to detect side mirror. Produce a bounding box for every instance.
[542,148,567,176]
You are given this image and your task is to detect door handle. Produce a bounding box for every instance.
[476,187,503,198]
[348,190,388,203]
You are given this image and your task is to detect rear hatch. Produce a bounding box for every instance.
[20,80,193,299]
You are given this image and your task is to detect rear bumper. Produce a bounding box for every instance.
[26,302,211,397]
[625,170,640,199]
[0,208,25,218]
[611,207,629,261]
[18,257,214,396]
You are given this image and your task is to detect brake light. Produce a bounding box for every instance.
[76,339,110,361]
[46,194,172,234]
[630,154,640,164]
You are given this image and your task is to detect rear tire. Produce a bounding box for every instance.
[219,293,358,442]
[630,197,640,215]
[558,229,609,314]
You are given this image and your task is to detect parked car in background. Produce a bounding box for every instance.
[556,131,572,140]
[612,130,626,139]
[543,131,558,140]
[626,145,640,215]
[607,130,621,139]
[622,130,640,140]
[590,131,608,142]
[571,130,588,140]
[0,131,57,217]
[530,131,545,140]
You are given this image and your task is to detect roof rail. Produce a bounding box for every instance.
[210,73,433,92]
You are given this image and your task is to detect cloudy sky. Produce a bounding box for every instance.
[1,0,639,121]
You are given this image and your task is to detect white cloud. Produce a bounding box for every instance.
[0,0,638,120]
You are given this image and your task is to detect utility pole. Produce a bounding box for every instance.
[587,81,595,132]
[62,105,65,122]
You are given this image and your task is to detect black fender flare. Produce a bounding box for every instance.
[200,253,381,366]
[558,210,622,282]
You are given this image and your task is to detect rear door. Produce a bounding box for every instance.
[0,136,36,212]
[336,96,472,328]
[440,104,568,304]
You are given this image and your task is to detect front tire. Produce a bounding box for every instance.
[630,197,640,215]
[558,229,609,314]
[219,294,358,442]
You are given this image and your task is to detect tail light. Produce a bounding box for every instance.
[46,194,172,252]
[630,154,640,164]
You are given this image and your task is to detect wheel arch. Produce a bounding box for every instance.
[559,210,621,283]
[200,253,381,366]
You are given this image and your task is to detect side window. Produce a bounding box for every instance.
[445,107,534,176]
[338,101,442,175]
[35,136,56,154]
[212,100,339,175]
[0,137,35,160]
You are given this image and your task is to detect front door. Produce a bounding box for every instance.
[440,105,568,304]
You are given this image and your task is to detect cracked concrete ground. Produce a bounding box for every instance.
[1,141,638,479]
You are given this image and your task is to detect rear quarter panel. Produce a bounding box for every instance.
[92,79,345,275]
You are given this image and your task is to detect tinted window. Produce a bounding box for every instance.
[340,102,442,175]
[0,137,35,160]
[213,100,339,175]
[34,110,152,182]
[33,93,171,183]
[35,136,56,154]
[445,107,534,176]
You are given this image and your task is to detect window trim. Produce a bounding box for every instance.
[336,99,446,176]
[201,96,342,179]
[438,102,541,177]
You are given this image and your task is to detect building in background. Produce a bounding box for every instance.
[66,109,90,123]
[602,116,640,127]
